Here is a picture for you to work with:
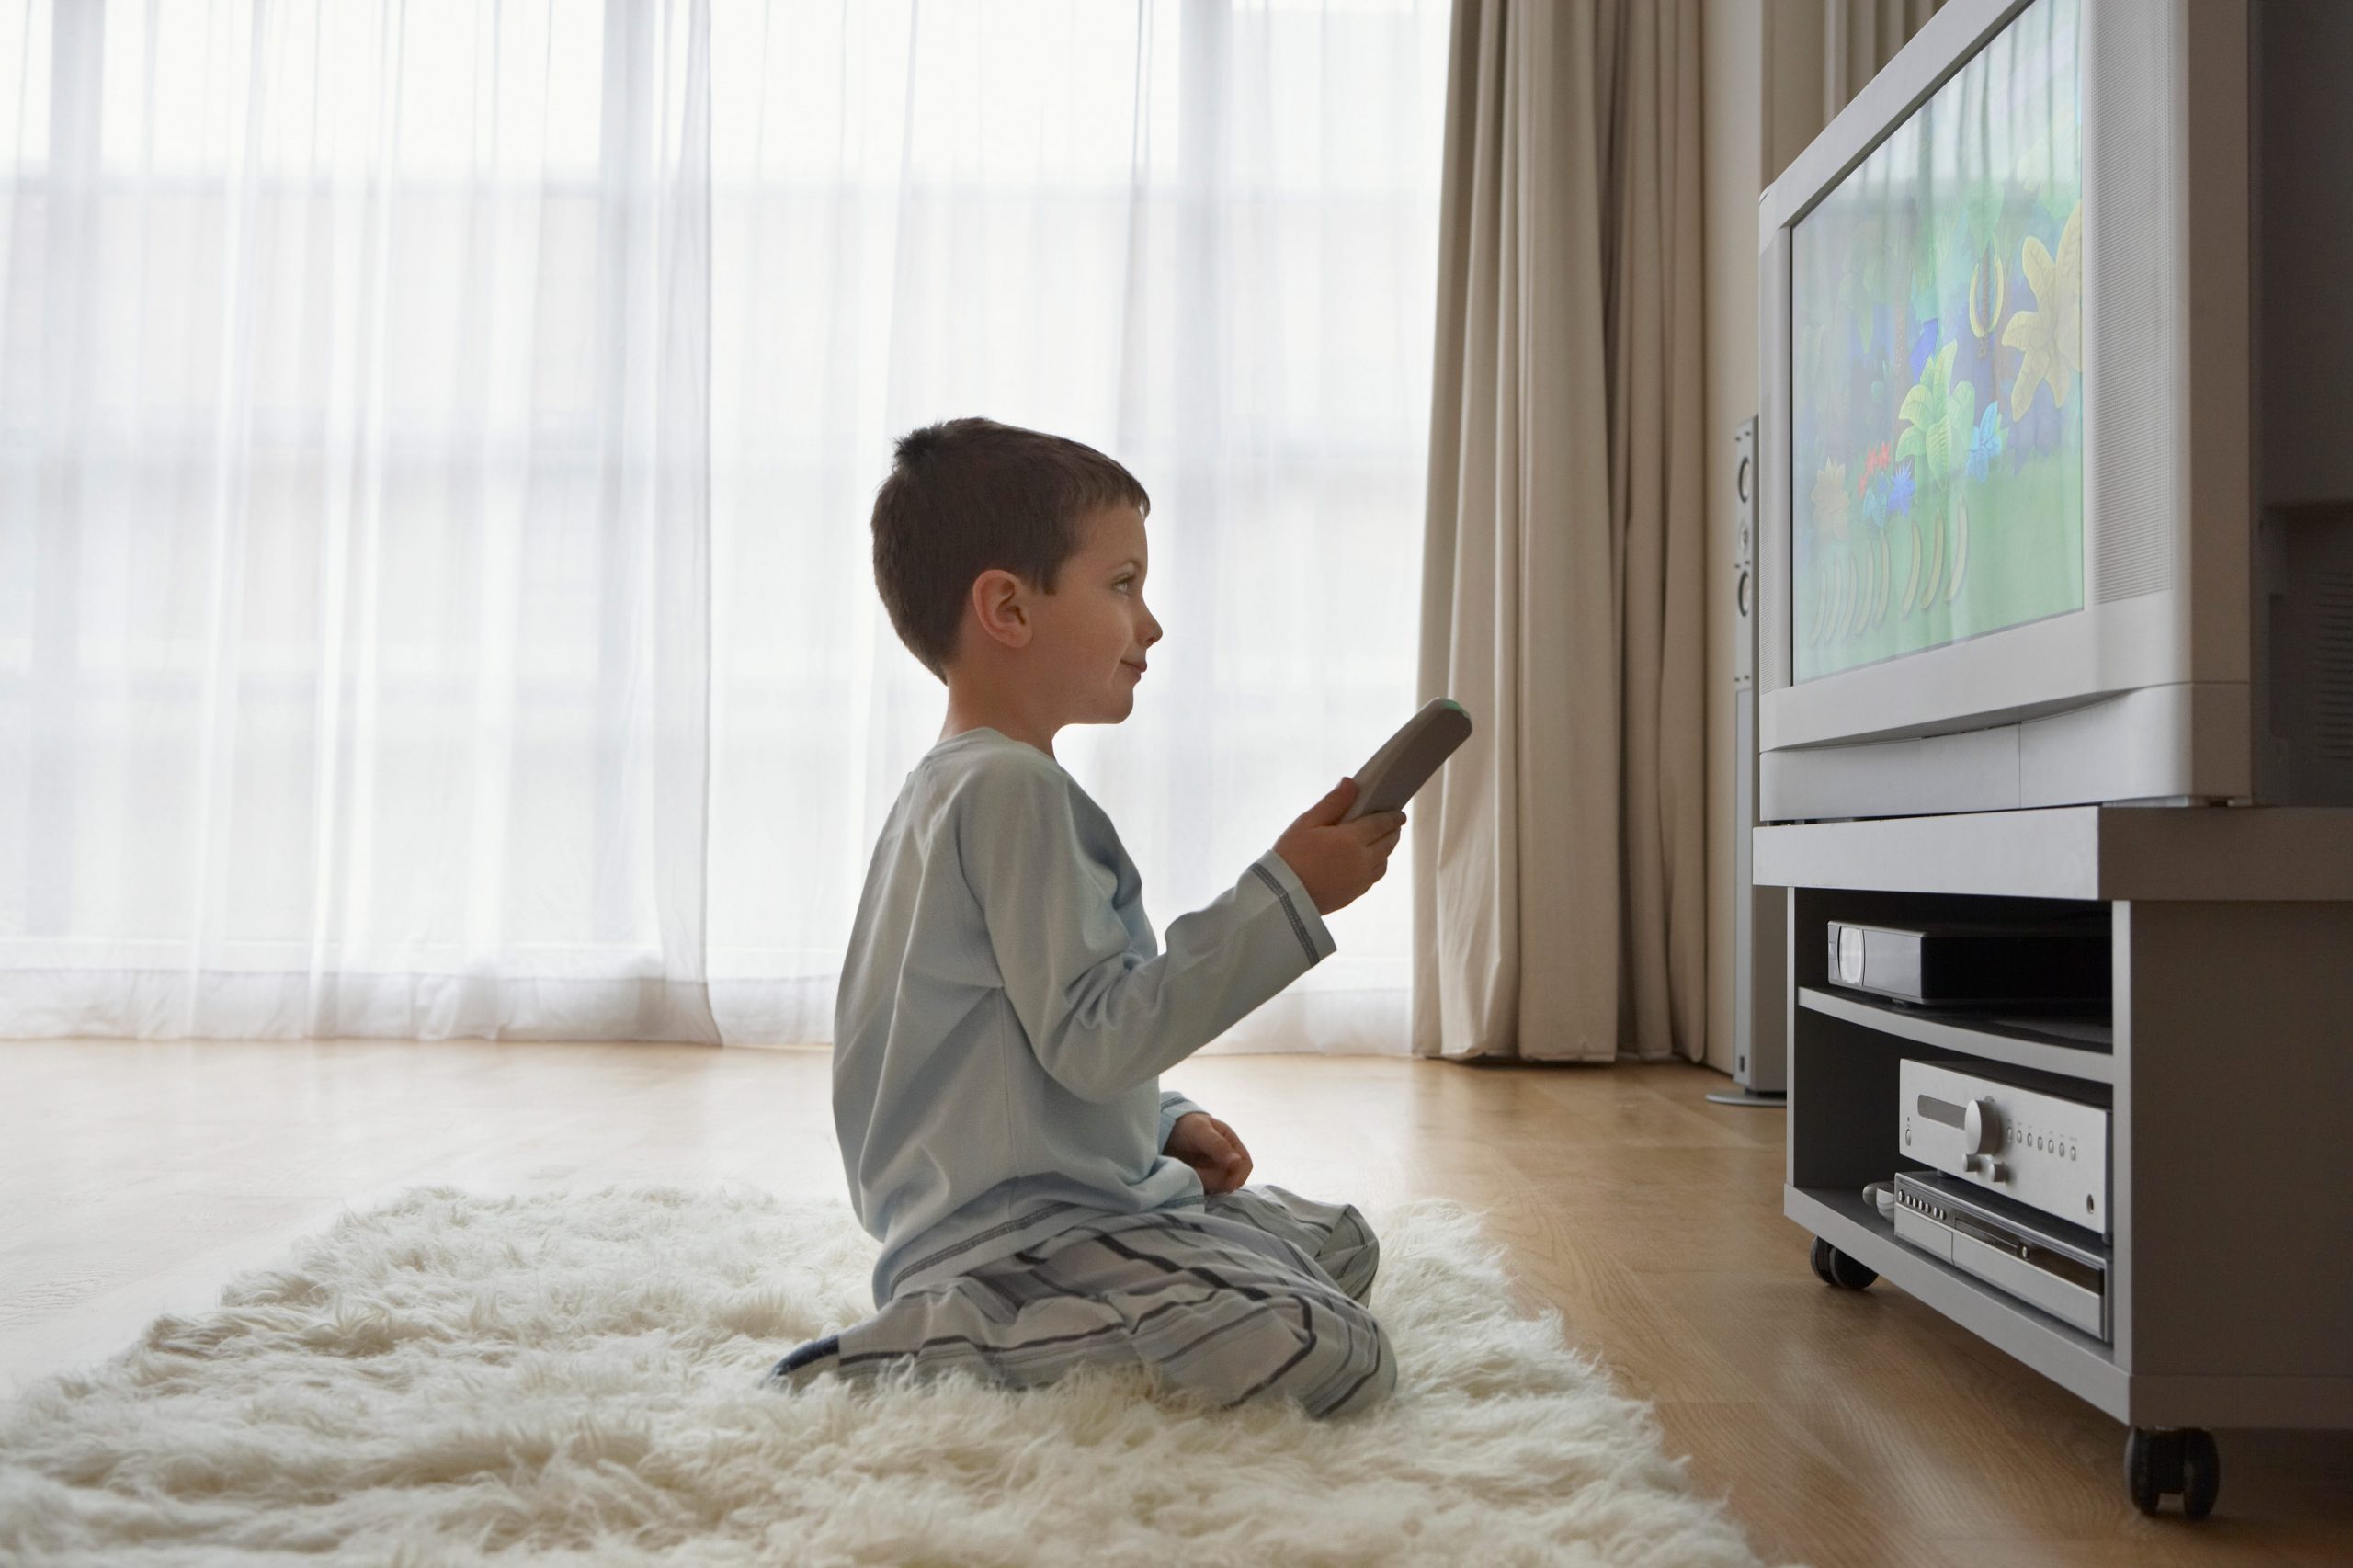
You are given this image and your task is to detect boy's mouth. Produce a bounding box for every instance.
[1121,661,1146,679]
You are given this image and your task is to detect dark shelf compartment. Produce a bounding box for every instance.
[1798,983,2114,1084]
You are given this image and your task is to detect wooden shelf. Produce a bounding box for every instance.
[1797,985,2114,1084]
[1787,1184,2126,1419]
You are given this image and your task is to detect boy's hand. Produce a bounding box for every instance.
[1165,1111,1253,1195]
[1272,778,1405,915]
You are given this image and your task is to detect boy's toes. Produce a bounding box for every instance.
[765,1334,842,1391]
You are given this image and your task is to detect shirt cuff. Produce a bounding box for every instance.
[1158,1088,1210,1149]
[1253,848,1338,964]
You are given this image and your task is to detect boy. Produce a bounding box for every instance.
[767,416,1408,1419]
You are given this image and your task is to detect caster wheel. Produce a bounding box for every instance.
[1809,1236,1878,1290]
[2125,1426,2220,1519]
[2125,1426,2173,1514]
[2180,1428,2221,1520]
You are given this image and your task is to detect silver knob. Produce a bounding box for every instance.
[1969,1153,2008,1183]
[1963,1098,2003,1155]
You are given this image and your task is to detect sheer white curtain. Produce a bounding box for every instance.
[1,0,722,1042]
[704,0,1449,1053]
[0,0,1448,1051]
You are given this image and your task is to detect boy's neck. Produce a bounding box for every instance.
[938,680,1062,760]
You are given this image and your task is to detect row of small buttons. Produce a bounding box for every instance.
[2016,1126,2078,1161]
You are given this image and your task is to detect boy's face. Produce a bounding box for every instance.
[1040,503,1162,724]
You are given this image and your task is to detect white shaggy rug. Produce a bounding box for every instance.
[0,1186,1782,1567]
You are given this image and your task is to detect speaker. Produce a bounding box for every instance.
[1712,416,1788,1107]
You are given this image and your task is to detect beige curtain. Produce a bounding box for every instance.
[1825,0,1945,113]
[1413,0,1706,1062]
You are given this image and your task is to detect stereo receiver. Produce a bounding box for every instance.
[1899,1059,2110,1235]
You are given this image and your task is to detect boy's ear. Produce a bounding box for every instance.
[969,569,1034,652]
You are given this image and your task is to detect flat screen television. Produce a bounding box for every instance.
[1756,0,2353,821]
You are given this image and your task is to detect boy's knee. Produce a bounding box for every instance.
[1320,1312,1397,1417]
[1324,1206,1381,1304]
[1213,1290,1394,1419]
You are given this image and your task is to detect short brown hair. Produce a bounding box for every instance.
[870,416,1152,681]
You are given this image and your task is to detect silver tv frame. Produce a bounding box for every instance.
[1756,0,2254,822]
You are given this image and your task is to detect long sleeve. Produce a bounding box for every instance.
[959,758,1335,1104]
[1158,1089,1209,1149]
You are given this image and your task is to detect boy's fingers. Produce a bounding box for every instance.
[1203,1119,1249,1189]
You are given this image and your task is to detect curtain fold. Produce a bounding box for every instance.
[1826,0,1945,115]
[0,0,1449,1051]
[1414,0,1706,1062]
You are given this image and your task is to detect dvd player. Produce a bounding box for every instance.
[1892,1169,2110,1341]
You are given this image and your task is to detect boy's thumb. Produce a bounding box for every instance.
[1305,777,1357,826]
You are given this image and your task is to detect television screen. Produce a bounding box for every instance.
[1790,0,2085,684]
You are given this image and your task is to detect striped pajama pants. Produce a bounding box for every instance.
[766,1185,1395,1419]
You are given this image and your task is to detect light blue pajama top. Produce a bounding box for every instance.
[832,725,1337,1308]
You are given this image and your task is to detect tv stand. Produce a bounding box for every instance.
[1755,803,2353,1521]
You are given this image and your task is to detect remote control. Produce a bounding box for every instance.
[1338,698,1472,823]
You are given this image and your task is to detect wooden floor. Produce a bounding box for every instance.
[2,1041,2347,1566]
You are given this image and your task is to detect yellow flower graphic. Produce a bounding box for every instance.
[2001,199,2083,419]
[1813,458,1850,543]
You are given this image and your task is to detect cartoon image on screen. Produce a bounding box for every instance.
[1790,0,2084,684]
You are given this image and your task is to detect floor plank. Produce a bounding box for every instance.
[0,1040,2345,1566]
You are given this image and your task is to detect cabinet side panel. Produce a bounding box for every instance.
[2120,899,2353,1379]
